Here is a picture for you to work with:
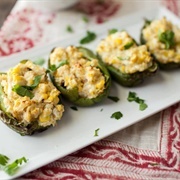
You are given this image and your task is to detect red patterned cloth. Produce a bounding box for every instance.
[0,0,180,179]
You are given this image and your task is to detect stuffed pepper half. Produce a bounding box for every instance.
[141,17,180,69]
[96,31,157,87]
[48,46,111,106]
[0,60,64,136]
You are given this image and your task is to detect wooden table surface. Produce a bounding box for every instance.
[0,0,16,27]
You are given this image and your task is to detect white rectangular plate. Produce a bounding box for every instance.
[0,6,180,179]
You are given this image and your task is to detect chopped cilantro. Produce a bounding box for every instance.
[0,154,9,166]
[108,28,118,35]
[12,75,42,99]
[49,60,68,72]
[100,108,103,112]
[127,91,148,111]
[70,106,78,111]
[158,30,175,49]
[12,85,34,99]
[111,111,123,120]
[108,96,119,102]
[94,128,100,137]
[66,25,73,33]
[33,58,45,66]
[4,157,28,175]
[0,154,28,176]
[26,75,42,90]
[127,91,136,102]
[82,16,89,23]
[139,103,148,111]
[124,41,134,49]
[80,31,97,44]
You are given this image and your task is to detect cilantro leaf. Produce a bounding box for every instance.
[139,103,148,111]
[12,75,42,99]
[124,41,134,49]
[12,85,34,99]
[80,31,97,44]
[94,128,100,137]
[49,60,68,72]
[158,30,175,49]
[33,58,45,66]
[0,154,9,166]
[25,75,42,90]
[127,91,136,102]
[127,91,148,111]
[111,111,123,120]
[4,157,28,175]
[108,28,118,35]
[108,96,119,102]
[66,25,73,33]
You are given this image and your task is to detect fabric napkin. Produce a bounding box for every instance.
[0,0,180,179]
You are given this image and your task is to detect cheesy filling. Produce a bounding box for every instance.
[50,46,105,99]
[97,31,153,74]
[0,61,64,127]
[142,17,180,63]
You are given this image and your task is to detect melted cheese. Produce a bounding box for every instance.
[50,46,105,99]
[0,61,64,127]
[97,31,153,74]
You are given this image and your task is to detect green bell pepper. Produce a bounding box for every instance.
[48,46,111,106]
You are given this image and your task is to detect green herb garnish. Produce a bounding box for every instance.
[108,28,118,35]
[139,103,148,111]
[111,111,123,120]
[12,85,34,99]
[124,41,134,49]
[127,91,148,111]
[49,60,68,72]
[50,60,68,71]
[0,154,28,176]
[66,25,73,33]
[100,108,103,112]
[12,75,42,99]
[70,106,78,111]
[82,16,89,23]
[108,96,119,102]
[158,30,175,49]
[25,75,42,90]
[33,58,45,66]
[4,157,28,175]
[80,31,97,44]
[94,128,100,137]
[0,154,9,166]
